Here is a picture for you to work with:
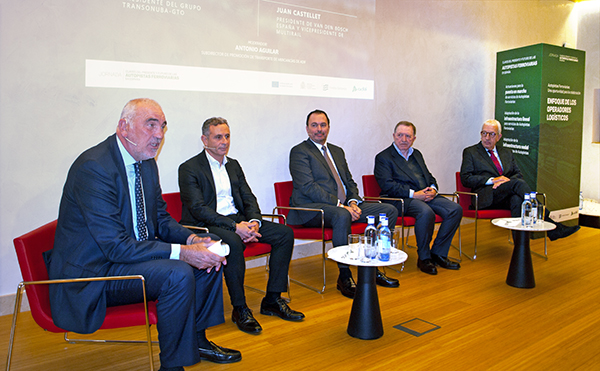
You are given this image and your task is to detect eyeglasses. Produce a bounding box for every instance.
[480,131,497,138]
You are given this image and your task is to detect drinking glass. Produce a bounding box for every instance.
[347,234,360,259]
[360,235,373,263]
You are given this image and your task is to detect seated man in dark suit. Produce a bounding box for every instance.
[179,117,304,335]
[45,99,241,371]
[374,121,462,275]
[460,119,579,240]
[288,109,400,299]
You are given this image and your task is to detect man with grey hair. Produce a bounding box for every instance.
[460,119,579,241]
[375,121,463,275]
[179,117,304,336]
[46,99,241,371]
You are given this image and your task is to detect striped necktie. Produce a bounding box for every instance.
[487,150,503,175]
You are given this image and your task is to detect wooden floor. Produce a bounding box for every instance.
[2,221,599,371]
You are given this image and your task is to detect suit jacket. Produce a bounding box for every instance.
[288,139,361,224]
[46,134,191,333]
[178,150,262,229]
[374,145,438,199]
[460,142,523,209]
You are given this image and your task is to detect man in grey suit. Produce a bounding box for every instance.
[374,121,462,275]
[288,109,399,298]
[460,119,579,241]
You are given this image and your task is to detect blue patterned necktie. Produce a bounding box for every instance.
[134,162,148,241]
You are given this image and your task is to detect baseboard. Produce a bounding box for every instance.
[0,291,29,317]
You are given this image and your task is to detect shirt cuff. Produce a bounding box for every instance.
[409,189,414,198]
[486,177,494,185]
[249,218,262,228]
[170,244,181,260]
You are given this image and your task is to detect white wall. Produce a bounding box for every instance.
[1,0,598,308]
[576,1,600,201]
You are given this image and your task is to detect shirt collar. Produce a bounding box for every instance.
[205,150,228,167]
[309,138,327,151]
[116,136,137,167]
[393,142,414,160]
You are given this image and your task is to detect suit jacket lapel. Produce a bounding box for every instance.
[306,139,333,178]
[197,150,218,198]
[108,135,136,237]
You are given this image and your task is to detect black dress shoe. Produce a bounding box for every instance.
[548,224,580,241]
[198,341,242,364]
[260,297,305,321]
[417,258,438,275]
[376,269,399,287]
[232,305,262,334]
[336,276,356,298]
[158,366,184,371]
[431,254,461,270]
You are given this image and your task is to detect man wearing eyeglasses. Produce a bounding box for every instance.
[460,119,579,241]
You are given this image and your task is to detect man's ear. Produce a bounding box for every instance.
[118,118,129,136]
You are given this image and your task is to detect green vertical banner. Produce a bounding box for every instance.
[495,43,585,220]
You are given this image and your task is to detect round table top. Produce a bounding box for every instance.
[327,245,408,267]
[491,217,556,232]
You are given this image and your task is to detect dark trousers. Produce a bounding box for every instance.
[303,202,398,269]
[105,259,224,368]
[487,178,532,217]
[390,195,463,260]
[208,216,294,307]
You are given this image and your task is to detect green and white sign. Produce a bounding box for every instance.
[495,43,585,218]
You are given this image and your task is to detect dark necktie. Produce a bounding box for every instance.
[134,162,148,241]
[322,145,346,204]
[487,150,503,175]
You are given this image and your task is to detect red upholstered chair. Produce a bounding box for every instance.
[8,220,158,371]
[455,171,511,260]
[454,172,548,260]
[361,175,458,255]
[273,181,368,293]
[161,192,288,298]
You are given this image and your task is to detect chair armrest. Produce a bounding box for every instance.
[182,225,210,233]
[362,196,406,219]
[455,190,479,212]
[261,213,286,224]
[437,192,458,202]
[272,206,325,229]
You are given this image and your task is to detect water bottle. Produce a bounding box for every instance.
[376,213,386,229]
[377,216,392,261]
[364,215,378,259]
[529,192,538,224]
[521,193,532,227]
[579,191,583,211]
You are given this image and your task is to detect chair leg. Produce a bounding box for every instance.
[6,283,25,371]
[531,232,549,260]
[460,218,477,261]
[289,239,326,294]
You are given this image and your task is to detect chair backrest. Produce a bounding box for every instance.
[163,192,183,222]
[273,181,294,218]
[455,171,472,210]
[13,220,64,332]
[362,175,381,198]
